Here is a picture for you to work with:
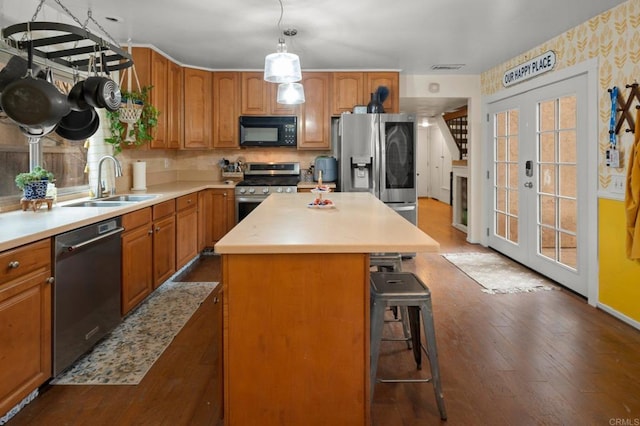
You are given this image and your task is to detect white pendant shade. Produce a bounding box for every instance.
[264,40,302,83]
[277,82,305,104]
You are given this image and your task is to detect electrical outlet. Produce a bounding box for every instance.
[164,159,170,169]
[611,175,625,194]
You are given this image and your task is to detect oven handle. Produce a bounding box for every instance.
[236,195,269,203]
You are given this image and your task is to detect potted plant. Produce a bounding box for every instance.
[15,166,55,200]
[105,85,159,154]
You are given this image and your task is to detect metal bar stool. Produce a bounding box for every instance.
[370,253,411,348]
[370,271,447,421]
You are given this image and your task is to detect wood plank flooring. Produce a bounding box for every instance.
[8,198,640,425]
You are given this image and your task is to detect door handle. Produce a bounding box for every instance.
[524,182,533,188]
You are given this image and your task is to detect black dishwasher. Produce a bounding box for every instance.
[53,217,124,376]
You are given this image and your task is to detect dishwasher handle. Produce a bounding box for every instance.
[65,227,125,252]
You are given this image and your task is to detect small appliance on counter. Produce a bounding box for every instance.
[313,156,337,182]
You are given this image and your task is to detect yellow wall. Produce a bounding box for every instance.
[599,198,640,321]
[481,0,640,323]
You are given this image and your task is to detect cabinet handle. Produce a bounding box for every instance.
[155,226,161,232]
[213,296,219,304]
[148,229,154,235]
[46,277,55,284]
[8,260,19,269]
[223,193,227,197]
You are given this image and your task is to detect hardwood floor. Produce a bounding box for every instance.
[8,198,640,425]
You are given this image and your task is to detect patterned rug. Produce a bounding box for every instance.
[51,281,217,385]
[443,252,555,294]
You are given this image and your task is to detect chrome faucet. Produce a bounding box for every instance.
[95,155,123,198]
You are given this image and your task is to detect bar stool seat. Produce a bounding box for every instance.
[370,271,447,421]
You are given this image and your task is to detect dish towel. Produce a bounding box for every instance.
[625,107,640,260]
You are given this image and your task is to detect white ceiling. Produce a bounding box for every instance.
[1,0,626,117]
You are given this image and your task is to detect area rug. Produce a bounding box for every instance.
[442,252,555,294]
[51,281,217,385]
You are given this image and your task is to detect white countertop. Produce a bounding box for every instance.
[0,181,235,252]
[215,192,439,254]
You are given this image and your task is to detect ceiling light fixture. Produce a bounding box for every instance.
[264,0,302,84]
[277,82,305,105]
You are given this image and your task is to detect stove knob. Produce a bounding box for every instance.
[239,188,246,194]
[276,187,283,193]
[285,187,293,193]
[248,188,255,194]
[262,188,269,194]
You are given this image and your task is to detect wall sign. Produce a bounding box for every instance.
[503,50,556,87]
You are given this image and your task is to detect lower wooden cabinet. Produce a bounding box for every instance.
[198,189,236,248]
[211,285,223,421]
[121,208,154,315]
[0,239,52,416]
[176,193,199,270]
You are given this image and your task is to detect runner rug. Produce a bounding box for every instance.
[442,252,555,294]
[51,281,217,385]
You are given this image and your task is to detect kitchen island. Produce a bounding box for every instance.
[215,192,439,425]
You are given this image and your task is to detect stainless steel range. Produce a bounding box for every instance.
[235,162,300,223]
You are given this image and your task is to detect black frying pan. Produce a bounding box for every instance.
[0,41,70,128]
[55,108,100,141]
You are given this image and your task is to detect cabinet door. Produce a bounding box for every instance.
[268,83,299,115]
[198,190,213,251]
[184,68,212,149]
[122,225,153,315]
[153,214,176,288]
[211,286,223,421]
[299,72,330,150]
[364,72,399,113]
[167,60,184,149]
[176,202,198,270]
[213,72,240,149]
[0,269,51,416]
[331,72,364,115]
[212,189,232,242]
[150,51,168,148]
[241,72,268,115]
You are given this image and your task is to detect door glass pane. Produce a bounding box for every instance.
[493,109,519,244]
[536,94,578,271]
[384,122,414,189]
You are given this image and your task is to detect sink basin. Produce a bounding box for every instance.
[63,201,137,208]
[100,194,160,202]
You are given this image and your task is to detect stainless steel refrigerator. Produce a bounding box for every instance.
[338,113,417,225]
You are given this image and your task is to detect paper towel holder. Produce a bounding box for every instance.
[131,160,147,191]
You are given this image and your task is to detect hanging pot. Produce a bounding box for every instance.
[0,41,70,127]
[82,53,121,111]
[67,79,90,111]
[57,106,96,132]
[0,55,44,93]
[55,107,100,141]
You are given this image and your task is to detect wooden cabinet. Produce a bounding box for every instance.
[213,72,240,149]
[298,72,331,150]
[167,60,184,149]
[211,285,223,421]
[184,67,212,149]
[149,51,168,148]
[198,188,235,247]
[0,239,52,417]
[152,200,176,288]
[176,193,199,270]
[122,208,153,315]
[240,72,298,116]
[330,71,399,115]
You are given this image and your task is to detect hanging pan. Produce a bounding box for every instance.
[83,53,121,111]
[0,41,70,129]
[55,106,100,141]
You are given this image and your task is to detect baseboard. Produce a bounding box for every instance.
[597,302,640,331]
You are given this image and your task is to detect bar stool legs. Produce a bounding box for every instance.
[370,272,447,421]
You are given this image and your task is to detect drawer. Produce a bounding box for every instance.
[153,200,176,220]
[0,239,51,283]
[176,193,197,211]
[123,207,152,231]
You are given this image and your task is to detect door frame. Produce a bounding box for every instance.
[482,59,599,306]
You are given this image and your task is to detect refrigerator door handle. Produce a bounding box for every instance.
[377,115,384,199]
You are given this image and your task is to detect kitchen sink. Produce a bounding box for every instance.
[99,194,160,202]
[62,194,160,207]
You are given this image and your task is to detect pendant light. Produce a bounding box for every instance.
[264,0,302,84]
[277,82,305,104]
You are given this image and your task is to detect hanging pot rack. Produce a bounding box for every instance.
[2,21,132,72]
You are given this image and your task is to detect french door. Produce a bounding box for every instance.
[487,73,589,296]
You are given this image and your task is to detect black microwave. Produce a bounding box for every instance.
[239,116,297,147]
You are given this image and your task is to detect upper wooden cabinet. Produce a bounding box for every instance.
[240,72,298,116]
[213,72,240,149]
[183,67,212,149]
[298,72,330,150]
[330,71,399,115]
[130,47,182,150]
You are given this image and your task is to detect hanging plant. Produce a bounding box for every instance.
[105,85,159,154]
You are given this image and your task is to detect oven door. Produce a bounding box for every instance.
[236,195,268,223]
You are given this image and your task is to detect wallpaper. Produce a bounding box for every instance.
[481,0,640,193]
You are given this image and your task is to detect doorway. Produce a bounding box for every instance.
[485,68,595,298]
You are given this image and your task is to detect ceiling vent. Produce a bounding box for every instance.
[431,64,465,71]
